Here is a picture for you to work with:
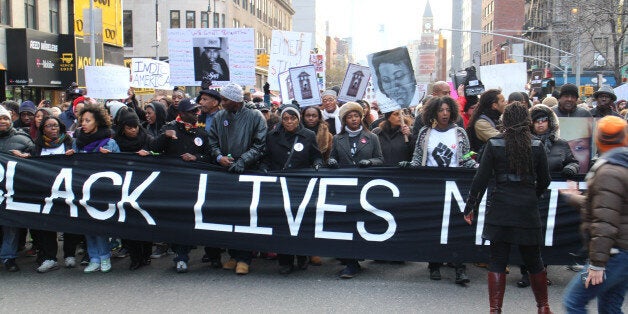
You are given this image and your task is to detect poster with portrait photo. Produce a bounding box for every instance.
[278,70,294,104]
[367,46,419,113]
[288,65,321,107]
[167,28,255,86]
[193,37,230,82]
[559,117,594,174]
[338,64,372,103]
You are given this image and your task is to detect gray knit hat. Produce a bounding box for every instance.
[220,83,244,102]
[280,106,301,121]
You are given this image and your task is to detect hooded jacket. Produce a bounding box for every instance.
[530,104,579,174]
[142,102,167,137]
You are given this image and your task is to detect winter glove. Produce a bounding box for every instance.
[463,195,479,216]
[358,159,372,168]
[398,161,411,168]
[228,159,246,174]
[263,82,270,94]
[313,163,322,171]
[327,158,338,168]
[561,163,578,179]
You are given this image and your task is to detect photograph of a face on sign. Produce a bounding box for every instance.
[288,65,321,107]
[193,37,230,82]
[368,46,419,113]
[338,63,371,103]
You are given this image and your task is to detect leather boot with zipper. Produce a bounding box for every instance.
[529,270,553,314]
[488,271,506,313]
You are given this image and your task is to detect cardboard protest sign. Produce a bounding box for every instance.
[613,83,628,101]
[268,30,312,90]
[338,64,371,103]
[167,28,255,87]
[277,71,293,104]
[368,47,420,113]
[85,66,130,99]
[288,65,321,107]
[130,58,171,90]
[479,63,527,99]
[310,54,325,91]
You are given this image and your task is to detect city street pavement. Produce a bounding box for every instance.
[1,247,625,313]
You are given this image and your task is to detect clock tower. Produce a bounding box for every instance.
[417,0,437,84]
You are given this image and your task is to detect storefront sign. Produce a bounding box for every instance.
[74,0,123,47]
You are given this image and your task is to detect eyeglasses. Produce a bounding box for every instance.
[44,124,60,129]
[534,117,549,123]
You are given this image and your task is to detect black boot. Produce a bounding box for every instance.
[455,265,470,284]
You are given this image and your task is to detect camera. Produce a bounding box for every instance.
[454,66,485,97]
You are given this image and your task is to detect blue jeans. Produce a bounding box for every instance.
[563,249,628,314]
[0,226,19,260]
[172,244,191,263]
[85,235,111,263]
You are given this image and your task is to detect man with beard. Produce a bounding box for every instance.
[552,84,592,118]
[590,85,622,118]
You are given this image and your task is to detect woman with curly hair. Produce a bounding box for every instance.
[74,103,120,274]
[463,102,552,313]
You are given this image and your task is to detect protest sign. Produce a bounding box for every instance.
[278,70,293,104]
[338,64,371,103]
[130,58,171,90]
[167,28,255,86]
[268,31,312,90]
[310,54,325,91]
[559,117,594,174]
[368,47,420,113]
[85,66,130,99]
[288,65,321,107]
[479,63,527,99]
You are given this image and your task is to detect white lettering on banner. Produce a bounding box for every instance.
[544,181,575,246]
[0,163,5,203]
[475,193,489,245]
[5,161,40,213]
[315,178,357,241]
[79,171,122,220]
[280,177,317,236]
[43,168,78,217]
[235,175,275,235]
[357,179,398,242]
[194,173,233,232]
[441,181,466,244]
[116,171,158,225]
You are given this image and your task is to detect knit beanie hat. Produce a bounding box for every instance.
[73,96,86,108]
[106,101,127,121]
[339,101,364,121]
[220,83,244,102]
[595,115,628,153]
[542,96,558,107]
[0,106,12,120]
[559,83,579,99]
[118,108,140,127]
[322,89,337,98]
[281,106,301,121]
[19,101,37,114]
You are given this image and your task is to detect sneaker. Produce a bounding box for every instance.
[100,258,112,273]
[64,257,76,268]
[84,262,100,273]
[235,262,249,275]
[223,258,237,270]
[338,265,359,279]
[429,269,441,280]
[150,245,168,259]
[112,247,128,258]
[37,260,60,273]
[455,267,470,285]
[80,254,90,266]
[3,259,19,272]
[176,261,188,273]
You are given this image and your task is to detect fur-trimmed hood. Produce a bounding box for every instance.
[530,104,560,138]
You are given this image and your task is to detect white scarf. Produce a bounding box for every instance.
[321,106,342,134]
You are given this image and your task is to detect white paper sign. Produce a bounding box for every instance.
[288,65,321,107]
[278,71,293,104]
[85,66,130,99]
[479,63,528,99]
[268,30,313,90]
[130,58,172,90]
[167,28,255,86]
[338,64,372,102]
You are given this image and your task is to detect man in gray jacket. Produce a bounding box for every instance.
[208,83,267,275]
[552,84,592,118]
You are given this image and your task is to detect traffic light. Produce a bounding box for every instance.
[256,53,269,67]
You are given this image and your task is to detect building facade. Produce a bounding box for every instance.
[480,0,524,66]
[416,1,437,84]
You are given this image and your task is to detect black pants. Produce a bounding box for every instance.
[204,247,222,260]
[30,231,83,263]
[278,254,306,266]
[488,241,544,274]
[124,239,152,263]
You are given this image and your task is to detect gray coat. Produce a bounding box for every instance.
[0,127,35,154]
[329,130,384,166]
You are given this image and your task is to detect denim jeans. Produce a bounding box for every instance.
[171,244,191,263]
[0,226,19,260]
[85,235,111,263]
[563,249,628,314]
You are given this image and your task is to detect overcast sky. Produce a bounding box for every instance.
[317,0,453,63]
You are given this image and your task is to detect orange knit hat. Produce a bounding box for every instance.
[595,116,628,153]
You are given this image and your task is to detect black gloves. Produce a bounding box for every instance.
[463,195,479,216]
[398,161,411,168]
[561,164,578,179]
[263,82,270,94]
[358,159,372,168]
[228,159,246,174]
[327,158,338,168]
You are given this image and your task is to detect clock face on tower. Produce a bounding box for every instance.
[424,22,432,33]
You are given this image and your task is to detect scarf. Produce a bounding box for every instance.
[42,134,67,148]
[345,125,363,137]
[115,130,149,152]
[535,132,553,155]
[175,115,198,131]
[75,128,112,152]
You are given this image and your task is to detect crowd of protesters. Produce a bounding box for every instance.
[0,79,626,314]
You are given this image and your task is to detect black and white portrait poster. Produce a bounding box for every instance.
[288,65,321,107]
[338,63,372,103]
[167,28,254,87]
[368,46,420,113]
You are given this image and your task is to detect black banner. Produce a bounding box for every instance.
[0,153,583,264]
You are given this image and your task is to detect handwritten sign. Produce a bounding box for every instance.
[130,58,171,90]
[167,28,255,87]
[310,54,325,91]
[85,66,130,99]
[268,31,312,90]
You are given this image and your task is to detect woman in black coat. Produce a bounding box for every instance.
[463,102,552,313]
[142,101,167,137]
[372,109,415,165]
[327,101,384,279]
[261,106,323,274]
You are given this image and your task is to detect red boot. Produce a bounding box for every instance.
[530,271,553,314]
[488,272,506,313]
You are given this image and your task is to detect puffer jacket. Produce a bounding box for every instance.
[530,105,579,174]
[208,105,267,169]
[568,147,628,268]
[0,127,35,154]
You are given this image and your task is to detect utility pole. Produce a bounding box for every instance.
[89,0,96,66]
